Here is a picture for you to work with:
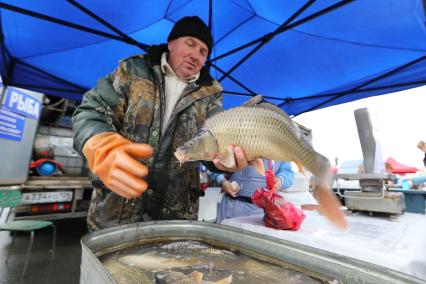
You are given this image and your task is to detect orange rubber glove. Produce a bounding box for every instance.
[83,132,153,199]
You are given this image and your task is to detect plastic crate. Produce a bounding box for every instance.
[54,148,89,176]
[388,189,426,214]
[34,127,89,177]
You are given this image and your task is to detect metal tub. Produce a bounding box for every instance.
[80,221,424,284]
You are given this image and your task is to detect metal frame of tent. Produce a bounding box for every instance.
[0,0,425,115]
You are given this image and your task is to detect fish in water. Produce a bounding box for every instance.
[174,100,347,229]
[119,251,198,270]
[155,270,233,284]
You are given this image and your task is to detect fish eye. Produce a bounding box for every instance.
[187,141,194,147]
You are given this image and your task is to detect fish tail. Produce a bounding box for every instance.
[310,154,347,229]
[316,181,348,230]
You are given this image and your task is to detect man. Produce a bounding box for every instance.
[73,16,246,231]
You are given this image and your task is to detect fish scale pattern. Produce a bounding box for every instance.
[205,107,315,168]
[196,106,345,229]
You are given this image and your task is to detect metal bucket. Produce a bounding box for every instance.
[80,221,424,284]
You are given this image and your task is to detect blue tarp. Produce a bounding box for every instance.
[1,0,425,115]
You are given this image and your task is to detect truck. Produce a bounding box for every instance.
[0,85,93,222]
[7,123,94,221]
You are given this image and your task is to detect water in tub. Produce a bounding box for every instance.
[99,240,325,284]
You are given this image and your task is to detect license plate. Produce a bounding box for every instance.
[21,191,73,204]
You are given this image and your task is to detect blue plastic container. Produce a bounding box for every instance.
[389,189,426,214]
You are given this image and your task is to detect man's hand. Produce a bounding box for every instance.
[213,145,248,172]
[83,132,153,199]
[274,177,283,191]
[221,180,240,197]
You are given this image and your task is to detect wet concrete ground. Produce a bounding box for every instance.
[0,218,88,284]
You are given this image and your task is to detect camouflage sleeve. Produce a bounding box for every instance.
[72,61,130,155]
[205,90,222,119]
[202,90,224,173]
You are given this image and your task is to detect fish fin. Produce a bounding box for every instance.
[316,182,348,230]
[241,95,263,107]
[218,147,236,168]
[250,158,265,176]
[245,98,304,140]
[258,102,289,117]
[242,95,290,117]
[242,96,308,148]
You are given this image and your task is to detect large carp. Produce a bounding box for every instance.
[174,100,347,229]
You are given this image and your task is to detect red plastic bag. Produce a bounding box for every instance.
[251,161,305,230]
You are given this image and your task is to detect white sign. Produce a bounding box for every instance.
[2,87,42,120]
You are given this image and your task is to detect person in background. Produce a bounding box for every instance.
[72,16,247,231]
[417,140,426,168]
[212,160,294,224]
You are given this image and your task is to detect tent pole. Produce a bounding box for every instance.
[66,0,149,51]
[209,63,257,95]
[218,0,315,82]
[211,0,354,62]
[222,91,255,97]
[1,55,15,105]
[209,32,265,62]
[5,57,15,85]
[218,0,354,93]
[16,61,86,92]
[293,56,426,114]
[206,0,213,72]
[0,12,14,86]
[285,79,426,104]
[10,83,84,94]
[222,91,285,102]
[0,10,9,77]
[0,42,12,83]
[423,0,426,18]
[345,80,426,93]
[280,79,426,116]
[38,90,83,101]
[0,3,142,46]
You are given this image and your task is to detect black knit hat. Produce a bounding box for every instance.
[167,16,213,54]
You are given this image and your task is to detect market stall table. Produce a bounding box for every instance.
[222,210,426,281]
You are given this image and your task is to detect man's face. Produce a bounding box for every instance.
[167,36,209,79]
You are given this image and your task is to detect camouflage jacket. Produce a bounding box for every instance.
[72,44,222,231]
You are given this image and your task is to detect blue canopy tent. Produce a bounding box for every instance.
[1,0,425,116]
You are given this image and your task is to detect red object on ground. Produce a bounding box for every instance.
[252,160,305,230]
[385,157,418,174]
